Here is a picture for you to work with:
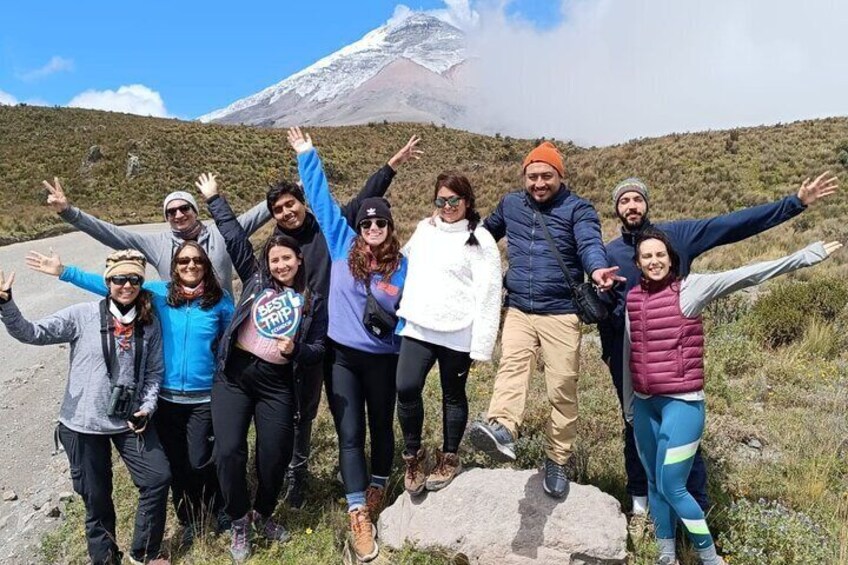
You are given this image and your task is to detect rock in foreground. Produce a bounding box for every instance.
[379,468,627,565]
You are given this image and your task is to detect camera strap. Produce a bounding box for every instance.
[99,299,145,386]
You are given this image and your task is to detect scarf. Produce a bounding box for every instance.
[109,300,137,351]
[172,221,205,242]
[178,282,206,300]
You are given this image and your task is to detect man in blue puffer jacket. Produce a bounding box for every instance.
[600,172,837,531]
[470,141,622,498]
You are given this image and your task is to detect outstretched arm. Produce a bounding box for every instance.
[0,271,79,346]
[680,241,842,317]
[45,178,163,266]
[196,173,259,284]
[289,127,356,261]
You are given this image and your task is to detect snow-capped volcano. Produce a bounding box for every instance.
[198,12,472,128]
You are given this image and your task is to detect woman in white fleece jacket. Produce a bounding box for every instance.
[395,172,502,495]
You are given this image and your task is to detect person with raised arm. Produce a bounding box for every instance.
[289,126,407,563]
[0,251,170,565]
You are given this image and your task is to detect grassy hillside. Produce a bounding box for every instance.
[2,107,847,564]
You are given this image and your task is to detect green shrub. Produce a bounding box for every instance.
[717,498,835,564]
[746,277,848,347]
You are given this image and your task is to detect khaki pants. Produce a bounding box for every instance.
[486,308,581,465]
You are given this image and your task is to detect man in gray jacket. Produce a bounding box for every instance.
[43,177,270,295]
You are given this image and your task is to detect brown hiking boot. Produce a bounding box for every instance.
[425,450,462,491]
[349,507,378,562]
[403,447,428,496]
[365,485,385,518]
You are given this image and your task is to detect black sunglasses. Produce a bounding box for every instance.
[175,256,204,266]
[109,274,144,287]
[359,219,388,230]
[165,204,194,218]
[434,196,463,208]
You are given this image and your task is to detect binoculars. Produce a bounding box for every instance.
[106,384,137,421]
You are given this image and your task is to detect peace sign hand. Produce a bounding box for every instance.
[43,177,69,213]
[0,269,16,302]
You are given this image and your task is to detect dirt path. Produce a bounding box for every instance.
[0,223,165,564]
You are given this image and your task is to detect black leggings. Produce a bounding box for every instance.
[326,342,397,495]
[396,336,471,455]
[155,399,221,526]
[212,349,295,518]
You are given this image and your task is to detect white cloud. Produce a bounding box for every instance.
[0,90,18,105]
[19,56,75,81]
[393,0,479,30]
[459,0,848,145]
[67,84,170,117]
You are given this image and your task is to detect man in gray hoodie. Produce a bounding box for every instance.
[43,177,270,295]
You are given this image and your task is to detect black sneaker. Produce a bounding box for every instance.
[469,420,516,461]
[543,458,570,499]
[180,522,196,548]
[284,467,308,510]
[215,508,232,535]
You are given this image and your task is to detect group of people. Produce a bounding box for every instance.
[0,127,839,565]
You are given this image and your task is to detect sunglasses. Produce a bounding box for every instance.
[175,256,204,266]
[359,219,388,230]
[165,204,194,218]
[109,274,144,287]
[434,196,463,208]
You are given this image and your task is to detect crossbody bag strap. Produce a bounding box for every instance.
[99,299,116,383]
[132,321,145,386]
[533,209,581,291]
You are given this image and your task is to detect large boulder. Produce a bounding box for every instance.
[378,468,627,564]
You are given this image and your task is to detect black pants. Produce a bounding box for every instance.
[599,321,710,510]
[57,423,171,564]
[289,346,334,471]
[326,342,397,494]
[155,399,221,525]
[212,349,296,518]
[396,337,472,455]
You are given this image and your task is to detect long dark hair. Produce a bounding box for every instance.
[434,172,481,246]
[634,228,681,280]
[166,241,224,309]
[348,226,402,284]
[261,235,311,312]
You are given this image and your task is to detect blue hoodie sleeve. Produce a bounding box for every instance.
[665,195,805,263]
[59,265,109,295]
[572,198,609,276]
[297,148,356,261]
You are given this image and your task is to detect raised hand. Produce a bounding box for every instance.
[25,249,64,277]
[387,135,423,170]
[0,269,16,302]
[797,171,838,206]
[43,177,69,213]
[823,241,843,257]
[195,172,219,201]
[591,266,626,291]
[287,127,313,154]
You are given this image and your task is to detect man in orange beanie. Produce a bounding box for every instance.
[470,141,622,498]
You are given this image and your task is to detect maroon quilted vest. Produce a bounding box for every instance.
[627,277,705,395]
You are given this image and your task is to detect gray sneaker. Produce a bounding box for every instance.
[542,458,570,499]
[229,515,251,563]
[469,420,516,461]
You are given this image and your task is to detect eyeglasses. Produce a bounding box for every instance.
[165,204,194,218]
[434,196,463,208]
[359,219,388,230]
[175,256,204,266]
[109,274,144,287]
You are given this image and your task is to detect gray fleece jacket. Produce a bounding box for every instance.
[0,299,163,434]
[58,202,270,295]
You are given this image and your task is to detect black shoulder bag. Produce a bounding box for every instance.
[362,276,398,339]
[534,211,610,324]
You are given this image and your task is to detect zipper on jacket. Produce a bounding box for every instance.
[640,291,649,394]
[530,211,536,312]
[181,301,192,393]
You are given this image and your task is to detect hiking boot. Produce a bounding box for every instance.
[365,485,385,518]
[349,507,379,562]
[542,458,570,499]
[402,447,428,496]
[469,420,516,461]
[284,467,308,510]
[627,512,655,544]
[425,450,462,491]
[216,508,232,535]
[250,510,290,542]
[229,514,252,563]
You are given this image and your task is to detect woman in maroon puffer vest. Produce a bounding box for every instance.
[625,228,840,565]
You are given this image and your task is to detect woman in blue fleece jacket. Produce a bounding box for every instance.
[27,242,234,546]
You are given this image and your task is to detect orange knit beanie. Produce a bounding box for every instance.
[522,141,564,176]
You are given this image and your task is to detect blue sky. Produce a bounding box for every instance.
[0,0,558,120]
